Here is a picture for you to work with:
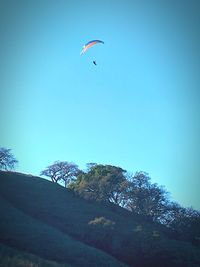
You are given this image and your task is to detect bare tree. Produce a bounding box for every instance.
[40,161,80,187]
[125,172,169,222]
[0,147,18,170]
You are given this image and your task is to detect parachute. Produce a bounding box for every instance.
[80,40,104,55]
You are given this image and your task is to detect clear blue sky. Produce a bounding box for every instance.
[0,0,200,209]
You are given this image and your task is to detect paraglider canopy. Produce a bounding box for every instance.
[80,40,104,55]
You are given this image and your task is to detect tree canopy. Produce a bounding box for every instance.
[70,164,128,205]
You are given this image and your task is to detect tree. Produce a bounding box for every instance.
[40,161,80,187]
[70,164,128,205]
[163,202,200,246]
[0,147,18,171]
[125,172,169,222]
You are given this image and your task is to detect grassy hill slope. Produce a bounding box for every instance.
[0,172,127,267]
[0,243,71,267]
[0,171,200,267]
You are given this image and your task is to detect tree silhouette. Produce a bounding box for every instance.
[125,172,169,222]
[0,147,18,170]
[164,202,200,246]
[41,161,80,187]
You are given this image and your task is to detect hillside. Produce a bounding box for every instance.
[0,171,200,267]
[0,243,71,267]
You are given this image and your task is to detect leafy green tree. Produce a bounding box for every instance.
[0,147,18,171]
[41,161,80,187]
[125,172,169,222]
[70,164,128,205]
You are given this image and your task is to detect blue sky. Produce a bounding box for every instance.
[0,0,200,209]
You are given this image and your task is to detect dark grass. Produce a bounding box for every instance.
[0,178,127,267]
[0,243,71,267]
[0,171,200,267]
